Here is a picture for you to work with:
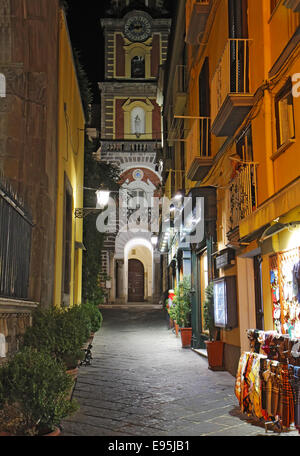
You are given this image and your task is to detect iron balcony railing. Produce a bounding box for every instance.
[211,38,251,124]
[0,179,33,299]
[229,160,258,230]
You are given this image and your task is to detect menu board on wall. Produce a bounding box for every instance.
[213,276,238,330]
[214,279,227,327]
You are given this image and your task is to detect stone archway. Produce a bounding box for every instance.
[114,232,161,303]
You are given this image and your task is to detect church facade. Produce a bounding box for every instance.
[96,0,171,304]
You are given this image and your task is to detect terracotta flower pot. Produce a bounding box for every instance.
[169,318,174,329]
[43,427,61,437]
[205,340,224,370]
[66,367,78,381]
[180,327,192,348]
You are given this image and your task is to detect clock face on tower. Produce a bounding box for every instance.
[124,15,152,42]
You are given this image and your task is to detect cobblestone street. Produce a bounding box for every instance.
[61,307,299,437]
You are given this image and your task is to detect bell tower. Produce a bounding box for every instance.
[97,1,171,304]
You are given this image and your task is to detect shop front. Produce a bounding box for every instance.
[186,187,217,350]
[234,197,300,432]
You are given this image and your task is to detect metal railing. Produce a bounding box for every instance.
[229,161,258,230]
[211,39,251,123]
[99,140,161,154]
[0,180,33,299]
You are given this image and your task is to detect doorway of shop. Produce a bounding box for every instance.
[128,259,145,302]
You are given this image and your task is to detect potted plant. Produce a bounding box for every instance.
[174,277,192,348]
[22,305,91,375]
[168,303,179,337]
[82,301,103,334]
[203,282,224,370]
[0,347,78,436]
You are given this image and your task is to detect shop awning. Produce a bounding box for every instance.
[239,177,300,239]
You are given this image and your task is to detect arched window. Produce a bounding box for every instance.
[0,74,6,98]
[131,56,145,79]
[131,107,145,137]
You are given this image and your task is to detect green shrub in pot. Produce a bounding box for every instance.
[82,300,103,334]
[22,305,91,370]
[0,347,78,436]
[173,277,192,328]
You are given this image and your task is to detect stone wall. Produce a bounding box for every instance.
[0,0,60,308]
[0,298,38,357]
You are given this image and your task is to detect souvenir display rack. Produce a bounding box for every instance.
[269,247,300,337]
[235,329,300,433]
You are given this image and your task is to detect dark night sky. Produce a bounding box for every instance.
[65,0,108,103]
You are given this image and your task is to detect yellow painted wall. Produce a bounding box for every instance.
[184,0,300,351]
[248,0,300,204]
[54,9,85,308]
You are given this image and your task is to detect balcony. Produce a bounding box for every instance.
[211,39,255,137]
[186,0,211,45]
[186,117,213,181]
[97,140,162,168]
[228,160,258,232]
[283,0,300,12]
[173,65,188,115]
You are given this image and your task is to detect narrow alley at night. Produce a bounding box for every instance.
[1,0,300,443]
[61,307,299,437]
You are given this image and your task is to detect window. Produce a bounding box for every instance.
[128,189,147,211]
[131,56,145,79]
[275,79,295,149]
[228,0,248,39]
[131,107,145,137]
[198,58,211,157]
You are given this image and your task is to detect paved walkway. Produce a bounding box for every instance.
[61,308,299,437]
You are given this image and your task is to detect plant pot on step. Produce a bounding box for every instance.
[174,321,179,337]
[205,340,224,370]
[169,318,174,329]
[43,427,61,437]
[180,327,192,348]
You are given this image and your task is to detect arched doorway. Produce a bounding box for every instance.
[128,259,145,302]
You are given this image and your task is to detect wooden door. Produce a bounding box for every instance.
[128,259,144,302]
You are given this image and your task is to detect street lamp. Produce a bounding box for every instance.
[75,188,111,218]
[96,189,110,209]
